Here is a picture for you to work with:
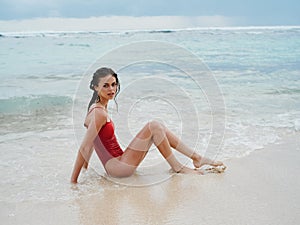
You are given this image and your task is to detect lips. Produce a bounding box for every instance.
[107,93,115,97]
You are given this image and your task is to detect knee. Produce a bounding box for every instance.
[148,120,167,145]
[148,120,165,134]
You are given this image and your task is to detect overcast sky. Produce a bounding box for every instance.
[0,0,299,31]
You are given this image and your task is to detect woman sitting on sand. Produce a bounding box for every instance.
[71,67,224,183]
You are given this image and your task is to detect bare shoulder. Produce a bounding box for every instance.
[85,107,107,130]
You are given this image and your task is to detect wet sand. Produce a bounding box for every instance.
[1,133,300,225]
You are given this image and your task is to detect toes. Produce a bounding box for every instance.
[205,165,226,173]
[213,161,223,166]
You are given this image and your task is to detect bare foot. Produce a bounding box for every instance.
[176,166,204,175]
[205,165,227,173]
[192,155,224,169]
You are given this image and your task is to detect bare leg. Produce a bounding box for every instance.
[164,126,224,168]
[105,121,203,177]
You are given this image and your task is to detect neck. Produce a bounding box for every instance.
[98,99,108,109]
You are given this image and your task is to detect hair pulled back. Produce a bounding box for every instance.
[88,67,120,111]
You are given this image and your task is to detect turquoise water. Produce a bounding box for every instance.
[0,27,300,201]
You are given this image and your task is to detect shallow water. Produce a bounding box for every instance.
[0,26,299,202]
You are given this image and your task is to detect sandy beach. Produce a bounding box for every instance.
[1,132,299,225]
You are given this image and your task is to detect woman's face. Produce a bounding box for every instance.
[95,75,118,101]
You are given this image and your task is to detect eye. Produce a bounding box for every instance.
[112,82,116,87]
[103,84,108,88]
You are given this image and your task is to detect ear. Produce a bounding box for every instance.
[94,84,100,92]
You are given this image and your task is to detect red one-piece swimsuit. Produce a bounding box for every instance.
[87,107,124,166]
[93,120,124,166]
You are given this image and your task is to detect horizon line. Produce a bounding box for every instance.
[1,16,299,33]
[1,25,300,35]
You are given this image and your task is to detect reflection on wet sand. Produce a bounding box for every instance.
[75,174,190,225]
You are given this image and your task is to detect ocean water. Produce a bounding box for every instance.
[0,27,300,201]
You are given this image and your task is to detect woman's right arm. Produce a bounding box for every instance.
[71,145,92,184]
[71,109,106,183]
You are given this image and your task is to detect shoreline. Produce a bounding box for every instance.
[1,25,299,36]
[1,132,299,225]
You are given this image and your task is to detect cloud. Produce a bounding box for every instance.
[1,0,299,25]
[0,0,60,19]
[0,16,235,32]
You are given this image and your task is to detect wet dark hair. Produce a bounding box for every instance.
[88,67,120,111]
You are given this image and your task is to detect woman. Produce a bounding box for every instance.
[71,67,225,183]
